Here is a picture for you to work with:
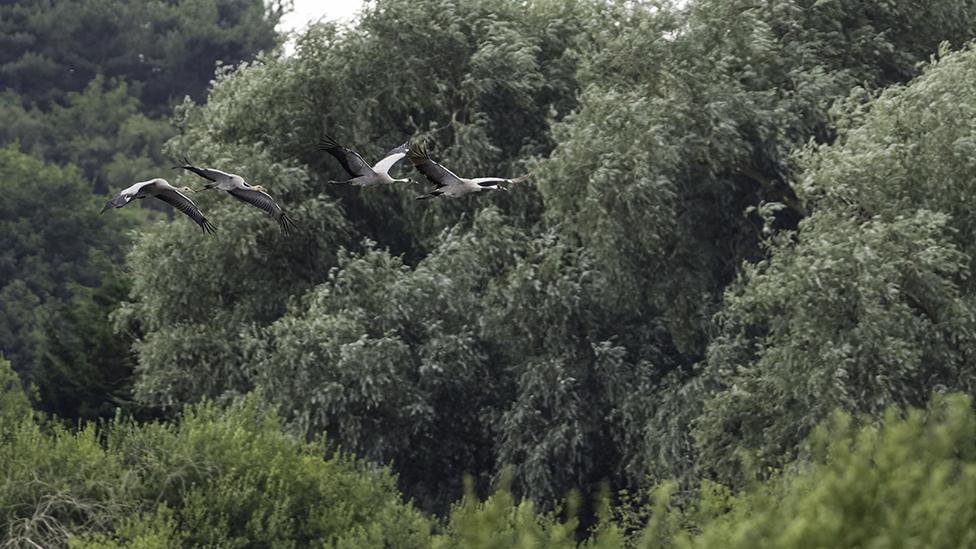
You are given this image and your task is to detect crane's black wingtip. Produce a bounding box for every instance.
[407,141,430,164]
[318,135,341,151]
[278,213,299,235]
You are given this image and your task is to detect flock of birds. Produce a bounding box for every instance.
[101,136,528,233]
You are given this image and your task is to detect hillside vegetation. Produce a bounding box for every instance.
[4,0,976,546]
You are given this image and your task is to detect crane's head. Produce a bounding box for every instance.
[179,186,197,194]
[100,194,129,213]
[252,185,267,193]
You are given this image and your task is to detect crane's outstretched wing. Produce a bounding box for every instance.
[227,187,298,234]
[372,142,409,176]
[408,143,463,188]
[319,135,372,178]
[154,187,217,234]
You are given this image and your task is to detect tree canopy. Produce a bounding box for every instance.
[9,0,976,544]
[0,0,285,111]
[116,0,976,513]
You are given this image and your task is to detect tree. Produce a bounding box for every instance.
[537,0,976,357]
[0,357,31,426]
[31,260,138,421]
[122,0,976,512]
[0,0,292,420]
[0,147,137,419]
[687,394,976,548]
[0,394,429,547]
[697,43,976,485]
[0,77,175,194]
[0,0,286,112]
[432,395,976,548]
[170,0,600,255]
[529,0,976,486]
[124,0,606,509]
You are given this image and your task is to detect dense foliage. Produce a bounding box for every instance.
[0,148,138,418]
[0,390,429,548]
[0,0,285,110]
[429,394,976,548]
[120,0,976,512]
[698,42,976,483]
[4,372,976,546]
[0,0,284,420]
[8,0,976,544]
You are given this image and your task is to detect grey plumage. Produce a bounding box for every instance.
[174,158,297,234]
[102,178,216,234]
[319,135,411,186]
[408,143,527,200]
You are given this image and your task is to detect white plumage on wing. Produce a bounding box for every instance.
[320,135,411,186]
[408,143,527,200]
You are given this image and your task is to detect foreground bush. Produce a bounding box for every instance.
[0,393,429,547]
[4,389,976,547]
[433,393,976,548]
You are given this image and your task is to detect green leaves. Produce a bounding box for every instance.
[697,43,976,485]
[0,0,282,112]
[0,147,134,396]
[0,357,31,427]
[115,0,976,526]
[699,209,976,483]
[689,395,976,548]
[0,395,429,548]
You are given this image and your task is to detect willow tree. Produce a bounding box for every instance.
[533,0,976,484]
[124,0,606,509]
[697,43,976,485]
[123,0,976,511]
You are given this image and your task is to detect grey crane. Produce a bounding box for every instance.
[319,135,411,186]
[174,159,298,234]
[408,143,527,200]
[101,178,216,233]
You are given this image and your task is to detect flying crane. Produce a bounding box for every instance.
[174,159,298,233]
[102,178,216,233]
